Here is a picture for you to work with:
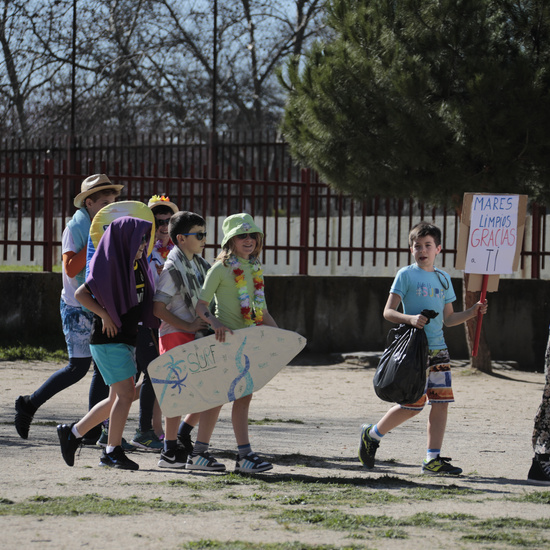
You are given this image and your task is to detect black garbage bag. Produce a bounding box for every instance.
[373,309,438,404]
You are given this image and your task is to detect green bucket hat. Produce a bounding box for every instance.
[221,213,263,248]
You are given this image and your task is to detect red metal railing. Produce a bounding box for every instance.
[1,158,548,277]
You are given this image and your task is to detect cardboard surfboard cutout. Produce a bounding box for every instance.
[86,200,155,277]
[89,200,155,254]
[149,325,307,416]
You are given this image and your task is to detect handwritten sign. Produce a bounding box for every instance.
[465,195,519,274]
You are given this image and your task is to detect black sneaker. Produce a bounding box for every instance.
[15,395,36,439]
[57,423,82,467]
[421,455,463,476]
[99,446,139,470]
[358,423,379,469]
[177,433,194,456]
[158,446,188,469]
[527,455,550,485]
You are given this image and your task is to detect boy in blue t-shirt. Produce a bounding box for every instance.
[359,221,488,475]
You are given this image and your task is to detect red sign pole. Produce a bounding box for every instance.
[471,274,489,357]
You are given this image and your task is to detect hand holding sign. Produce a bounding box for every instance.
[457,193,527,357]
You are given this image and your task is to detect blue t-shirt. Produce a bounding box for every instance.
[390,264,456,350]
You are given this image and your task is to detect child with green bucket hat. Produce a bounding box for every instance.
[196,213,278,473]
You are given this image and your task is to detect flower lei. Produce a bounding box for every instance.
[154,239,174,260]
[150,194,172,204]
[228,255,265,326]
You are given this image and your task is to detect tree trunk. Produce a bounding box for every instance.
[463,274,492,373]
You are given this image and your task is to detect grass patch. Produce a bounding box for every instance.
[0,494,225,516]
[461,530,547,547]
[273,509,484,533]
[249,417,305,425]
[273,508,406,531]
[474,516,550,529]
[0,265,62,273]
[405,485,483,500]
[181,542,364,550]
[509,491,550,505]
[162,473,263,491]
[277,487,403,506]
[273,508,550,546]
[0,345,67,362]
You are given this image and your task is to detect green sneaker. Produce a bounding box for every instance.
[130,429,163,452]
[421,455,462,476]
[97,427,136,452]
[358,423,379,469]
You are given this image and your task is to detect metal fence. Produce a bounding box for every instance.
[1,155,549,278]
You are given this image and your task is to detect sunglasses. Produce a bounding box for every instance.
[155,218,170,227]
[236,232,259,240]
[434,269,449,290]
[182,232,207,241]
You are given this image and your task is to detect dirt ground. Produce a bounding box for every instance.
[1,355,549,549]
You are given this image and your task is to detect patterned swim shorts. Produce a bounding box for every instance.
[60,298,93,358]
[400,349,454,410]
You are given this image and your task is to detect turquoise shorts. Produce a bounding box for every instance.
[90,343,137,386]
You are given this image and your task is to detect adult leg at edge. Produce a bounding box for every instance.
[533,331,550,455]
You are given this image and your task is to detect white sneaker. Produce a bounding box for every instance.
[186,451,226,472]
[235,452,273,473]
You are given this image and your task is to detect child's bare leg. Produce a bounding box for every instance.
[107,377,136,447]
[185,406,226,471]
[426,402,448,450]
[359,403,423,469]
[74,389,116,436]
[232,394,253,446]
[231,393,272,473]
[134,378,143,397]
[183,412,200,428]
[196,406,222,444]
[377,404,422,435]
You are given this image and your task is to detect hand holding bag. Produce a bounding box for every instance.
[373,309,438,404]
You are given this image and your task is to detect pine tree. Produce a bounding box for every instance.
[281,0,550,206]
[280,0,550,371]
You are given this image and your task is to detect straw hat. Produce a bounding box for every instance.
[147,194,179,214]
[221,213,263,247]
[74,174,124,208]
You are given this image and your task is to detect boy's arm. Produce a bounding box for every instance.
[153,301,208,334]
[196,299,233,342]
[443,299,488,327]
[74,284,118,337]
[63,248,87,278]
[383,293,430,329]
